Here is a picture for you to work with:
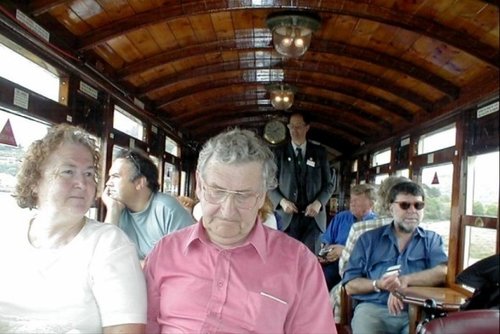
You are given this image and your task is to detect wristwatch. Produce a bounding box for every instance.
[372,279,381,292]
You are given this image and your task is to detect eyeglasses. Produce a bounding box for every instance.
[201,180,261,210]
[393,201,425,211]
[125,153,142,179]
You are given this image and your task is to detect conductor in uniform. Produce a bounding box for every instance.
[269,111,335,254]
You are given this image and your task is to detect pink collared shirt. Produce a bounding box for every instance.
[144,221,337,334]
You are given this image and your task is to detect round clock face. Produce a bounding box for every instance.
[264,120,287,144]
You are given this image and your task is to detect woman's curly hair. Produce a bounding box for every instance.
[14,123,100,209]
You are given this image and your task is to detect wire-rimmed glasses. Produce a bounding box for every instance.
[201,179,261,210]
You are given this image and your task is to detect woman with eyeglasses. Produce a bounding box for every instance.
[0,124,146,333]
[342,181,448,334]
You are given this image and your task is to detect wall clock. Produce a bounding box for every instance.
[264,119,287,144]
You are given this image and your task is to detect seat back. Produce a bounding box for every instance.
[420,309,499,334]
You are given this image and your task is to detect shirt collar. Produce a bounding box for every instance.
[292,142,307,153]
[361,210,377,221]
[182,218,268,261]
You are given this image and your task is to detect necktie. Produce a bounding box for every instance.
[296,147,304,169]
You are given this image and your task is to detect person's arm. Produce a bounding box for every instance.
[143,253,161,333]
[285,249,337,334]
[91,228,147,333]
[279,198,299,214]
[399,264,447,288]
[102,186,125,225]
[345,276,380,295]
[103,324,145,334]
[347,262,447,296]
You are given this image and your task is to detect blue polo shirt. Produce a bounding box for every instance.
[342,222,448,305]
[321,210,377,246]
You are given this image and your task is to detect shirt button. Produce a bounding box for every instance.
[217,281,223,288]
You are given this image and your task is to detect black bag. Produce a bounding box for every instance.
[456,254,500,310]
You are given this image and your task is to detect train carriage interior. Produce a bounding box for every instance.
[0,1,498,333]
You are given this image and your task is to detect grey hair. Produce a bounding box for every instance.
[351,183,377,204]
[375,176,411,215]
[197,128,278,191]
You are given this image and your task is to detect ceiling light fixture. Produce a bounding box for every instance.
[266,11,321,58]
[267,83,296,110]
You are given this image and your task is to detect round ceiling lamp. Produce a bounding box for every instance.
[267,83,296,110]
[266,11,321,58]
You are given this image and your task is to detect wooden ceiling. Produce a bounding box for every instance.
[3,0,499,156]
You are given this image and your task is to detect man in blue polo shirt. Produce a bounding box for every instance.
[343,181,448,334]
[319,184,377,290]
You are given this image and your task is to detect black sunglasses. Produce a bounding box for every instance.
[393,201,425,211]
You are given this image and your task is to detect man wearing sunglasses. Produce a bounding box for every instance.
[342,181,448,334]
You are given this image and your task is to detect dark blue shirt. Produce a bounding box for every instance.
[342,222,448,305]
[321,210,377,245]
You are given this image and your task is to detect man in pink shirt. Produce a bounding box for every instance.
[144,128,337,334]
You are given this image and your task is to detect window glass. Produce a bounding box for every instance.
[351,159,358,173]
[465,151,499,217]
[371,148,391,167]
[350,178,356,188]
[420,163,453,255]
[165,136,179,157]
[374,173,389,185]
[163,162,179,196]
[0,40,60,102]
[418,124,456,154]
[395,169,410,178]
[463,226,497,269]
[180,171,187,196]
[113,105,145,141]
[0,108,48,224]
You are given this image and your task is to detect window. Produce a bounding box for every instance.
[395,169,410,178]
[351,159,358,173]
[113,105,145,141]
[371,148,391,167]
[165,136,179,157]
[420,163,453,255]
[163,162,179,196]
[465,151,499,217]
[462,151,499,269]
[374,173,389,185]
[0,38,61,102]
[463,225,497,269]
[0,108,49,223]
[180,171,187,196]
[418,124,456,155]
